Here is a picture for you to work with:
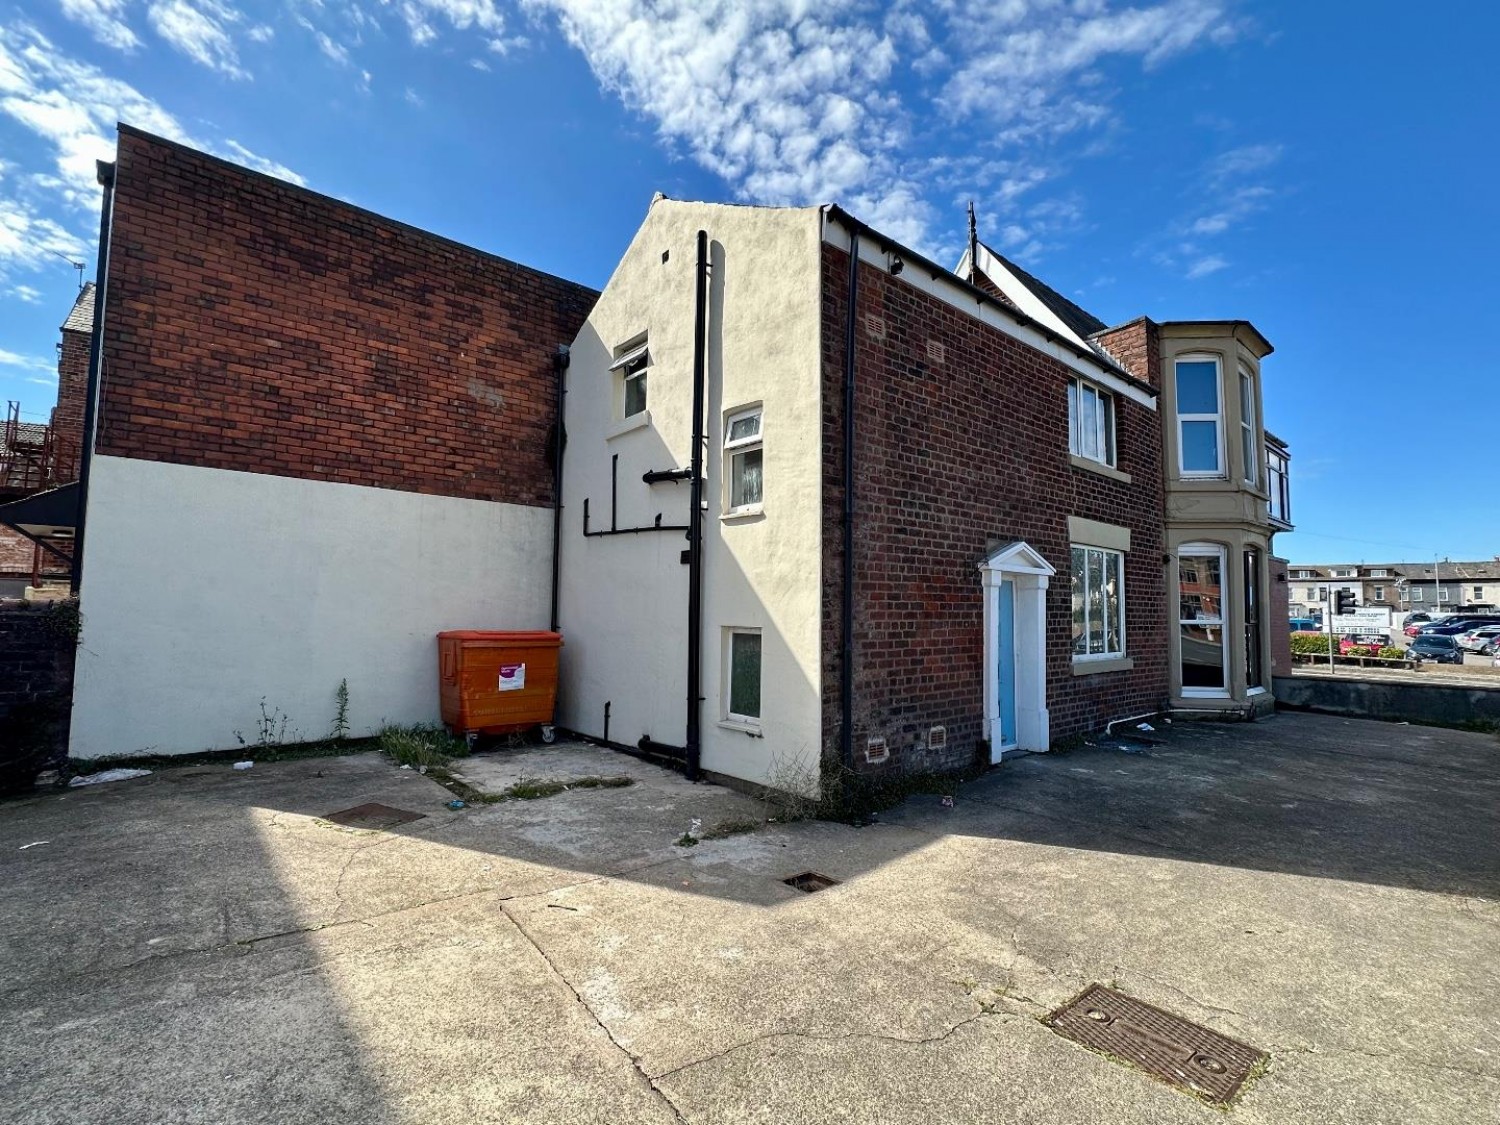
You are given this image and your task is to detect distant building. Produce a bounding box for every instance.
[1285,561,1500,617]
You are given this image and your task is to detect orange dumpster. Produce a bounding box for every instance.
[437,630,563,743]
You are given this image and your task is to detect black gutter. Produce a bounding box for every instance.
[822,205,1157,399]
[684,229,709,782]
[71,159,116,595]
[837,222,859,771]
[549,345,569,633]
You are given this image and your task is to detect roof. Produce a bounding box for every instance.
[976,242,1109,342]
[4,422,48,449]
[61,283,95,334]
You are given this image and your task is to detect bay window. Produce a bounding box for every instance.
[1179,544,1227,693]
[1175,357,1224,477]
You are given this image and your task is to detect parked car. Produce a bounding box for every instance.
[1402,612,1432,627]
[1408,634,1464,664]
[1405,613,1462,636]
[1288,617,1319,632]
[1457,624,1500,654]
[1419,616,1500,637]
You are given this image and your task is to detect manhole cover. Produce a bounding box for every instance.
[323,803,426,830]
[1045,984,1265,1105]
[782,871,839,894]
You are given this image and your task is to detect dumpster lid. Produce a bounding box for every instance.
[437,630,563,645]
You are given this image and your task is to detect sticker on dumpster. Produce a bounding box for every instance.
[499,663,526,691]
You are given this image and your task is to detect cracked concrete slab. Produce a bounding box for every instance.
[1,713,1496,1123]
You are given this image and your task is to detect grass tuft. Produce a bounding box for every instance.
[377,724,469,770]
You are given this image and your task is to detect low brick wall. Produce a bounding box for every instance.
[1274,673,1500,729]
[0,601,80,789]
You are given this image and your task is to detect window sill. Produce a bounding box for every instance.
[718,718,763,737]
[1072,656,1135,676]
[606,411,651,440]
[720,505,764,524]
[1069,455,1131,484]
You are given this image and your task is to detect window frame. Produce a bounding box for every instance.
[609,337,650,421]
[1178,542,1229,696]
[1068,378,1117,468]
[722,404,764,515]
[1244,548,1264,692]
[1070,544,1127,661]
[1239,365,1258,488]
[1373,585,1385,602]
[723,627,763,728]
[1174,355,1226,478]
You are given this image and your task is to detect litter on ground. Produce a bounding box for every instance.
[233,761,254,770]
[68,769,152,787]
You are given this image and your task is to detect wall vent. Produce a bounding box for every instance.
[926,339,946,365]
[927,725,947,751]
[864,313,887,340]
[864,736,889,764]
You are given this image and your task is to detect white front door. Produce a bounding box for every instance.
[980,541,1056,763]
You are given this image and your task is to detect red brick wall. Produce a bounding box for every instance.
[1094,317,1161,388]
[1270,555,1292,677]
[48,326,91,486]
[98,127,597,506]
[821,244,1169,774]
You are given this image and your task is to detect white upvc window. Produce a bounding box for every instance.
[609,338,649,419]
[1174,356,1224,477]
[1068,379,1116,467]
[1371,568,1388,578]
[1373,585,1385,601]
[1071,545,1126,659]
[723,628,762,726]
[723,405,763,514]
[1239,365,1257,487]
[1179,543,1228,695]
[1412,588,1424,602]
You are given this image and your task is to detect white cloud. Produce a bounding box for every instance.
[1186,254,1228,279]
[8,285,43,303]
[506,0,1239,254]
[147,0,249,79]
[297,16,351,65]
[58,0,141,51]
[0,24,301,280]
[0,347,57,371]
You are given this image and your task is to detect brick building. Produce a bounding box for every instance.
[0,284,92,594]
[3,125,1292,789]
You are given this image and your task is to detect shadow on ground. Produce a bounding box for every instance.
[2,711,1495,1124]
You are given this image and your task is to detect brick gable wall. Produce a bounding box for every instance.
[821,243,1169,774]
[48,326,91,487]
[98,128,598,506]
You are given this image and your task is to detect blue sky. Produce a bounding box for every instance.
[1,1,1495,564]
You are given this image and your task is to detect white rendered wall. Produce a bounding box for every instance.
[557,200,825,792]
[71,455,553,759]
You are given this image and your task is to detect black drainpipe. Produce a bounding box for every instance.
[71,159,116,595]
[549,345,569,633]
[838,224,859,771]
[684,229,709,782]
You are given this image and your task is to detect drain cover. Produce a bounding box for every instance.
[782,871,839,893]
[323,803,426,830]
[1045,984,1265,1105]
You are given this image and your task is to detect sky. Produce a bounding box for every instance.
[0,1,1495,565]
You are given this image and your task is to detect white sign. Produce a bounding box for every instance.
[498,663,526,691]
[1331,607,1391,634]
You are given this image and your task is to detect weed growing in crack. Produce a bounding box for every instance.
[331,679,350,741]
[378,723,469,770]
[701,816,762,840]
[234,698,292,751]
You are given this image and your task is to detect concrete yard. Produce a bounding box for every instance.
[2,712,1496,1124]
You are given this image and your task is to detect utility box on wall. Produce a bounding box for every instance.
[438,630,563,741]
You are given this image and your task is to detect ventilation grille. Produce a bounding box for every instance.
[864,313,887,340]
[926,340,946,365]
[927,725,947,751]
[864,736,889,764]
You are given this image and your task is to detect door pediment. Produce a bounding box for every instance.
[979,539,1056,578]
